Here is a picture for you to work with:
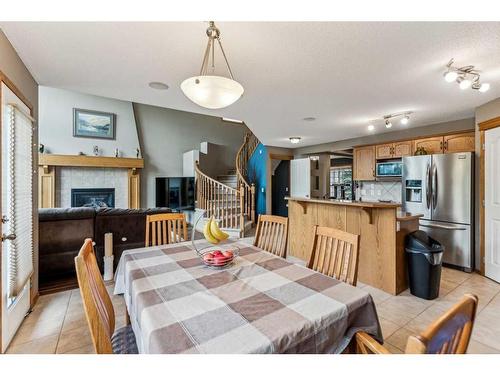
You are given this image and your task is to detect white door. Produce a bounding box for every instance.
[290,158,311,198]
[485,126,500,283]
[1,83,34,352]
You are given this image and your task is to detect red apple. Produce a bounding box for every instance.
[222,250,233,259]
[212,250,223,256]
[213,253,227,266]
[203,253,214,262]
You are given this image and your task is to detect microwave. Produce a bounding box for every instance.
[376,161,402,177]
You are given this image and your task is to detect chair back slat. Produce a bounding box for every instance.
[307,225,360,286]
[75,239,115,354]
[405,294,478,354]
[145,213,188,247]
[253,215,289,258]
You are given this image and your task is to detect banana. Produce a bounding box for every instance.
[210,218,229,241]
[203,217,220,244]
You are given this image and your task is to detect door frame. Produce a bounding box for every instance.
[479,115,500,276]
[267,153,293,215]
[0,70,35,351]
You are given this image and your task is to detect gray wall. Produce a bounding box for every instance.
[294,118,475,156]
[133,103,249,208]
[0,29,39,298]
[475,97,500,271]
[39,86,140,158]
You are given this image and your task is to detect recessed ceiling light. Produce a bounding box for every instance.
[400,115,409,125]
[149,81,169,90]
[302,117,316,122]
[368,124,375,131]
[289,137,301,144]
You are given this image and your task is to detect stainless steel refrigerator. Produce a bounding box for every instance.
[402,152,474,271]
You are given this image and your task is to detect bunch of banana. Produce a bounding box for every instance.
[203,216,229,244]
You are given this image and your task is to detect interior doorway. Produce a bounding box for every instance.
[269,154,292,217]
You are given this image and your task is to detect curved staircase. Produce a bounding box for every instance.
[195,132,259,237]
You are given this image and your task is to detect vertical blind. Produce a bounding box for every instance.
[6,104,34,297]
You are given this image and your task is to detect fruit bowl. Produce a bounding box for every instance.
[191,209,239,269]
[198,245,240,269]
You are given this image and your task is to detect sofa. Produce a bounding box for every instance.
[38,207,172,290]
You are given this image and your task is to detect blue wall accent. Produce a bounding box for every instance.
[247,143,267,216]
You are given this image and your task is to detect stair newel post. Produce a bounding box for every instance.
[239,185,245,237]
[251,183,256,223]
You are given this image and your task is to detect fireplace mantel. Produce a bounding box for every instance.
[38,153,143,209]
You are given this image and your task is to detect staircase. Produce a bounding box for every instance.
[195,132,259,237]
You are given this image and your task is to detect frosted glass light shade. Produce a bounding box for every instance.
[181,75,244,109]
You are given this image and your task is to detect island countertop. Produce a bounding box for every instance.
[285,196,401,209]
[286,196,421,295]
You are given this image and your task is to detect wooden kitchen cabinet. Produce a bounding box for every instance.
[443,132,475,153]
[376,141,412,159]
[353,146,375,180]
[413,136,443,155]
[393,141,412,157]
[375,143,393,159]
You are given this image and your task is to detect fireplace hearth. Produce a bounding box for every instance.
[71,188,115,208]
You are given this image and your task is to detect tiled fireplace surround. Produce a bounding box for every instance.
[55,167,128,208]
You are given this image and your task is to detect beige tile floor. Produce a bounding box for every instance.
[6,267,500,354]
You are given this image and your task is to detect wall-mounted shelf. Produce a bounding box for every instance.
[38,154,144,169]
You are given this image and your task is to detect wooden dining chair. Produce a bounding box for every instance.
[75,239,138,354]
[307,225,360,286]
[253,214,289,258]
[145,212,188,247]
[356,293,479,354]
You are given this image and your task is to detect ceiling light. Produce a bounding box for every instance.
[289,137,301,144]
[302,117,316,122]
[478,83,490,93]
[385,120,392,129]
[400,115,409,125]
[368,124,375,131]
[148,81,169,90]
[459,78,471,90]
[222,117,244,124]
[444,71,458,82]
[181,21,244,109]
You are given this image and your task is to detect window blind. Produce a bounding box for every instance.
[6,104,34,297]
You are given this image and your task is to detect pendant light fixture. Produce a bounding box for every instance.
[181,21,244,109]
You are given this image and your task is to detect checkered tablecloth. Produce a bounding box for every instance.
[114,240,382,354]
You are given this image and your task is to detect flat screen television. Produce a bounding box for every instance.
[155,177,195,210]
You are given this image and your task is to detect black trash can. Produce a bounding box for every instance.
[405,230,444,300]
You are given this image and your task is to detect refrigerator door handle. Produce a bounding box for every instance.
[432,163,438,209]
[425,163,432,209]
[420,223,466,231]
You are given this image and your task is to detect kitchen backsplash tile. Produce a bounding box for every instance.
[359,181,402,203]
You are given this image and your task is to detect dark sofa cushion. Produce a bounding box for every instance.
[39,207,96,222]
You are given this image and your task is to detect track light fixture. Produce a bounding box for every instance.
[443,58,490,93]
[368,112,412,132]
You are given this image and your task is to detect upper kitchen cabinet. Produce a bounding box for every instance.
[376,141,412,159]
[353,145,375,180]
[443,132,475,153]
[413,136,444,155]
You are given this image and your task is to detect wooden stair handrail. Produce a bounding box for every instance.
[195,161,244,231]
[235,132,259,223]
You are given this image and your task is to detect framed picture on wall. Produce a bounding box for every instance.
[73,108,116,140]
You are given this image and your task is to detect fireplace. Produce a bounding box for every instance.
[71,188,115,208]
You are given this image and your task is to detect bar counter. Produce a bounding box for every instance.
[286,197,422,295]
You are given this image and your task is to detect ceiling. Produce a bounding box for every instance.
[2,22,500,148]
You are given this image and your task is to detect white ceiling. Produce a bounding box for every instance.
[2,22,500,148]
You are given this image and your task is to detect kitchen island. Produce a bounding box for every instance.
[286,197,422,295]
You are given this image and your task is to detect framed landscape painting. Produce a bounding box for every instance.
[73,108,116,140]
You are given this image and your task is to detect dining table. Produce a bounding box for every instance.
[114,238,382,354]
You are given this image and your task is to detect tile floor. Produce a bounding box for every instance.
[6,267,500,354]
